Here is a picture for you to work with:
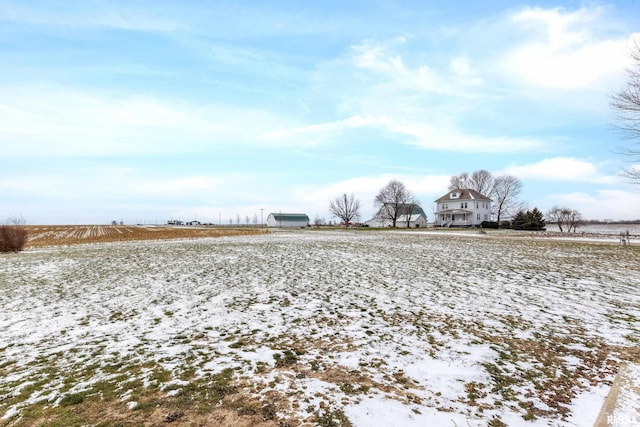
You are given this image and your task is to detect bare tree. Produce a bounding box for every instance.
[492,175,523,225]
[546,206,584,232]
[469,170,495,196]
[313,215,325,228]
[245,215,251,226]
[449,169,495,196]
[0,216,28,253]
[374,180,417,228]
[252,213,258,226]
[448,172,470,191]
[546,206,569,232]
[611,39,640,182]
[329,193,361,228]
[567,210,584,233]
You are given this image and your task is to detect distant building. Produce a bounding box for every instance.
[266,213,310,228]
[365,203,428,228]
[186,220,201,226]
[167,220,184,226]
[434,189,492,227]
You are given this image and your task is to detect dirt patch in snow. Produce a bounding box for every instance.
[25,225,265,247]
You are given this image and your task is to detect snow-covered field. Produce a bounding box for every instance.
[577,224,640,235]
[1,231,639,426]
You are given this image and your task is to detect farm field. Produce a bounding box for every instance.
[1,231,639,426]
[25,225,264,247]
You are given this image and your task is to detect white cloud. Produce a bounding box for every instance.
[299,35,550,154]
[502,6,635,89]
[449,56,483,86]
[545,189,640,220]
[0,168,224,201]
[263,114,543,153]
[394,122,542,153]
[502,157,617,184]
[0,166,280,224]
[0,85,307,158]
[0,2,182,32]
[348,38,483,97]
[261,115,389,141]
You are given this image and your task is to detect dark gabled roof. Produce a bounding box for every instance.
[435,189,491,202]
[269,213,309,222]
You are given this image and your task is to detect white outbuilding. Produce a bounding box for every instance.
[266,213,310,228]
[365,203,428,228]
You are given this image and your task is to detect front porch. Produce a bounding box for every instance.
[436,209,477,228]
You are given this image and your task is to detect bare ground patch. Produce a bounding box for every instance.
[25,225,266,248]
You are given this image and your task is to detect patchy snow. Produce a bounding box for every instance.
[1,231,638,425]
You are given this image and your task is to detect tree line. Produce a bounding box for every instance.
[328,170,584,232]
[329,170,525,228]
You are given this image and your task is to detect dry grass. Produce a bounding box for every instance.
[25,225,266,248]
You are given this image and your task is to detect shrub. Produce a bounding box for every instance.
[481,221,499,229]
[0,217,28,252]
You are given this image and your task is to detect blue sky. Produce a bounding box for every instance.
[1,1,640,224]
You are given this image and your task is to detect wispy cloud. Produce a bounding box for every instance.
[261,116,389,141]
[348,37,484,97]
[262,114,544,153]
[0,85,304,158]
[502,157,618,184]
[388,123,543,153]
[501,6,634,89]
[546,189,640,220]
[0,1,183,32]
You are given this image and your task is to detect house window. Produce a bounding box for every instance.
[477,213,480,220]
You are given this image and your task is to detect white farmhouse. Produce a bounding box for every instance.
[266,213,310,228]
[365,203,428,228]
[434,189,491,227]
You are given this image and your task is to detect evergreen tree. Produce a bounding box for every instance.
[512,208,545,230]
[528,207,545,230]
[511,210,527,230]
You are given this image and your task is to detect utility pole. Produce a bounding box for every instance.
[260,208,264,227]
